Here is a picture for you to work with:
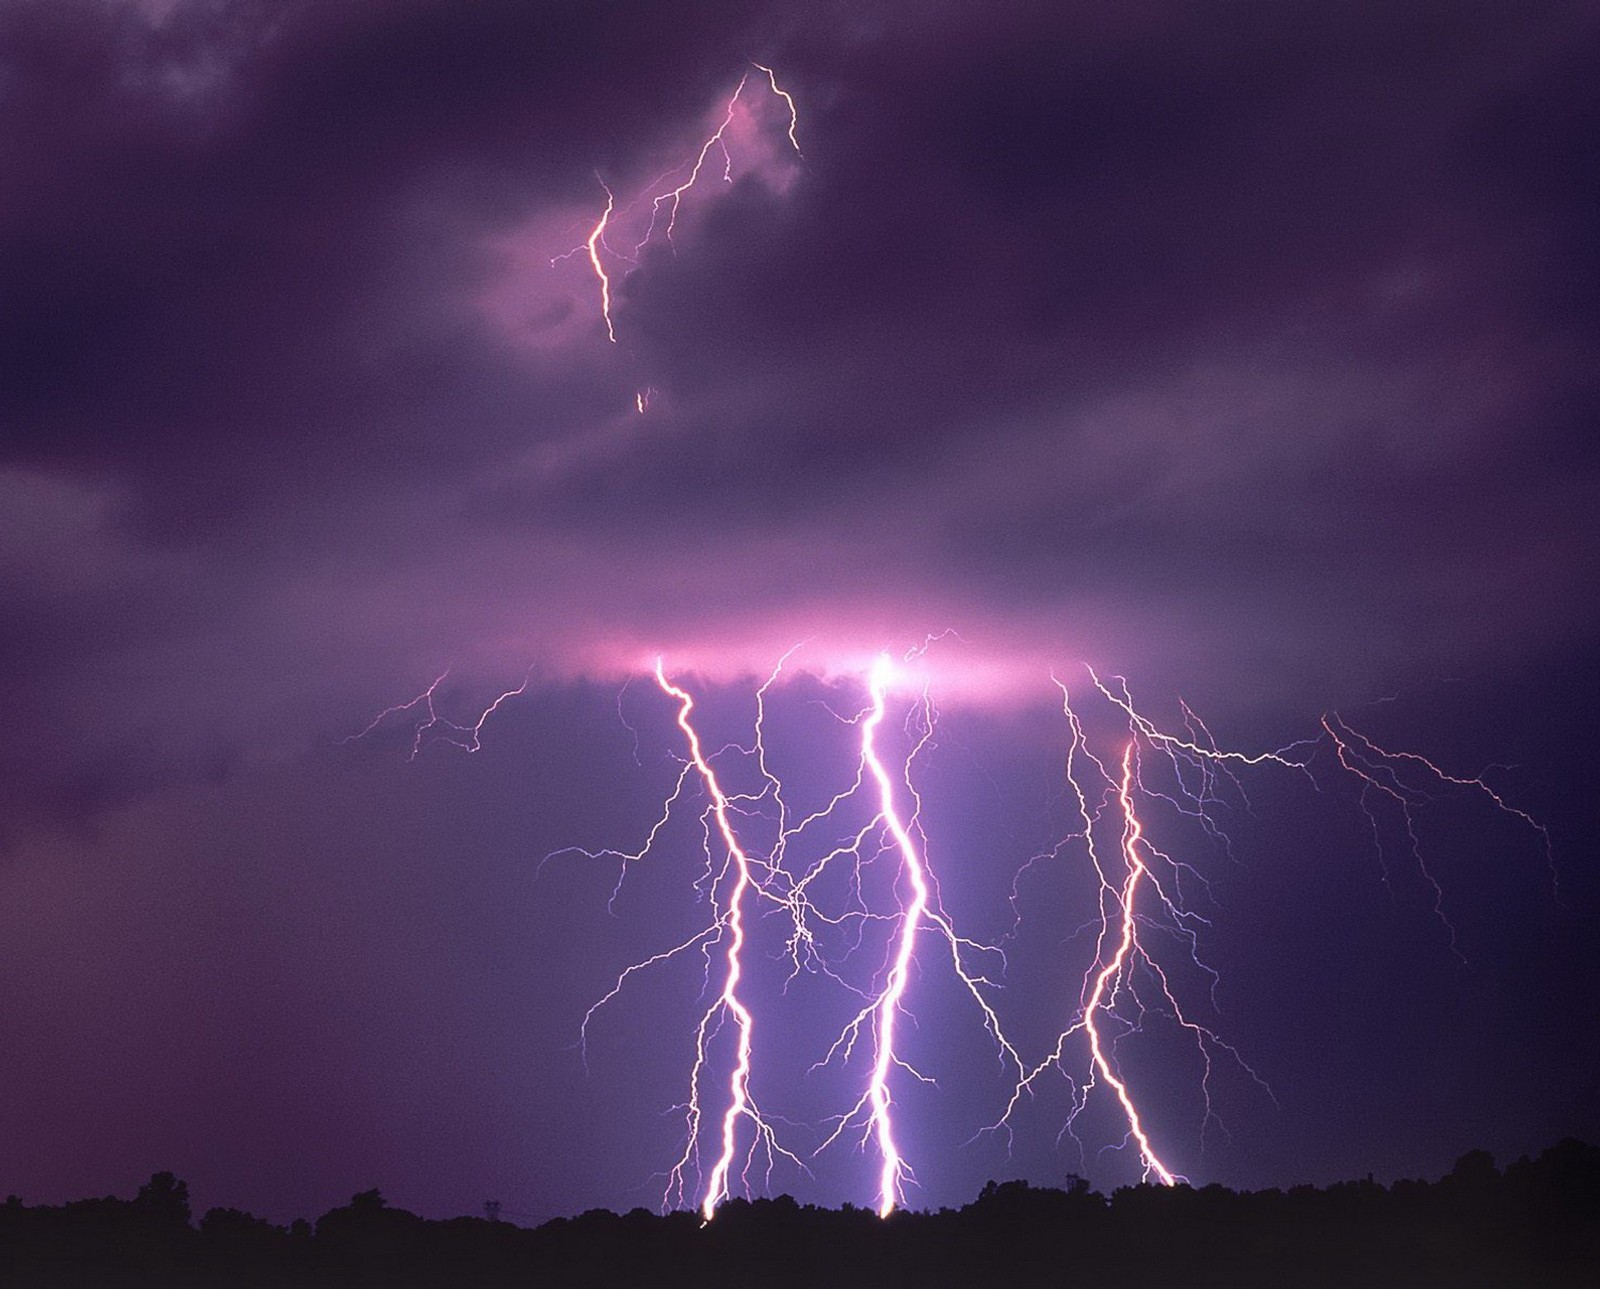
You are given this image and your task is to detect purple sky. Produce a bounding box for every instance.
[2,0,1596,1224]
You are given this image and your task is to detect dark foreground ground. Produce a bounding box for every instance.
[2,1140,1595,1287]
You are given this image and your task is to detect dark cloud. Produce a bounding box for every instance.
[0,0,1592,822]
[2,1,772,484]
[0,0,1591,812]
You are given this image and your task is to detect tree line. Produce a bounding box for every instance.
[1,1139,1595,1286]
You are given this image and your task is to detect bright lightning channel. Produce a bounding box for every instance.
[752,62,802,154]
[350,647,1552,1215]
[857,653,934,1217]
[807,652,1019,1216]
[650,659,789,1222]
[992,682,1210,1187]
[586,176,616,343]
[1088,742,1178,1185]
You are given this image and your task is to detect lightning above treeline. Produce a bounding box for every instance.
[354,643,1551,1219]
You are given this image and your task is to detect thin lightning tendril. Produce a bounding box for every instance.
[340,669,532,760]
[806,657,1020,1215]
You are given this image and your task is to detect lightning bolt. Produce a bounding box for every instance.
[752,62,802,156]
[585,176,617,343]
[352,646,1551,1214]
[1085,742,1179,1185]
[569,661,803,1218]
[559,63,803,357]
[807,653,1020,1216]
[855,653,934,1217]
[993,681,1220,1186]
[991,665,1549,1187]
[339,669,531,759]
[642,72,748,251]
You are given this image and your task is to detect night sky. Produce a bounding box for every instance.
[3,0,1597,1227]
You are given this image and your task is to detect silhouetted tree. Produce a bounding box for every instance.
[134,1171,191,1229]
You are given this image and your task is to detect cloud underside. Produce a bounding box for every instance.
[1,0,1596,827]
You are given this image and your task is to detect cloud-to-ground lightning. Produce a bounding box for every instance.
[552,649,1020,1216]
[858,654,933,1216]
[991,679,1221,1187]
[585,176,617,343]
[650,660,785,1221]
[752,63,802,156]
[1085,743,1179,1185]
[989,665,1552,1189]
[546,661,805,1217]
[798,652,1022,1215]
[801,653,938,1218]
[353,644,1551,1214]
